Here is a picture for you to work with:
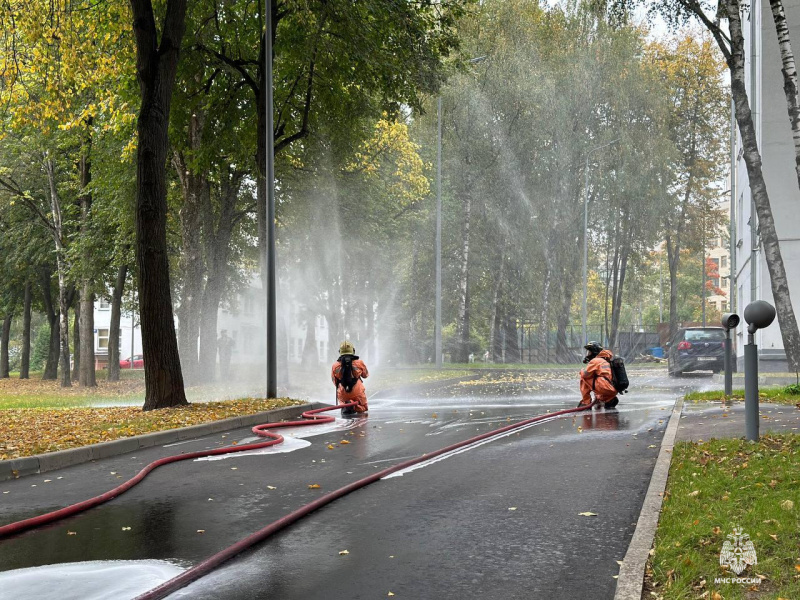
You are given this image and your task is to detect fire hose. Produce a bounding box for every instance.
[0,399,597,599]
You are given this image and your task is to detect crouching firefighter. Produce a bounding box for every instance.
[578,342,619,409]
[332,341,369,417]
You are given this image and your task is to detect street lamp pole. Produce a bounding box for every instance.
[435,96,443,367]
[582,138,619,345]
[266,3,277,398]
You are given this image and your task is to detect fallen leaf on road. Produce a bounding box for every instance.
[231,467,238,470]
[577,426,583,433]
[340,440,351,445]
[769,534,778,541]
[327,444,335,450]
[388,593,395,597]
[197,530,205,534]
[308,484,321,489]
[688,490,700,497]
[267,486,276,490]
[648,445,657,449]
[122,527,131,531]
[616,561,623,565]
[508,507,517,511]
[578,512,598,517]
[43,479,51,483]
[612,575,618,579]
[67,531,77,535]
[339,550,349,555]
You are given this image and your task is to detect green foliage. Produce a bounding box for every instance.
[30,324,50,372]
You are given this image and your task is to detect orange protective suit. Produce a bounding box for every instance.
[331,357,369,413]
[579,349,618,406]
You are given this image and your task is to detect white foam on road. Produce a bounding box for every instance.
[193,417,368,461]
[0,559,185,600]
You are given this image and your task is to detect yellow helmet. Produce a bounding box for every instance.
[339,340,356,356]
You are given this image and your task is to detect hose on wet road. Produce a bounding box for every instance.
[0,399,596,599]
[0,402,358,539]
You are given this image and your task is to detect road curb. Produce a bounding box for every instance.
[0,402,325,482]
[614,395,684,600]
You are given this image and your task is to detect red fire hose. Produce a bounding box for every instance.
[0,399,596,599]
[0,403,357,539]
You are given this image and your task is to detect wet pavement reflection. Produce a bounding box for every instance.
[0,368,703,599]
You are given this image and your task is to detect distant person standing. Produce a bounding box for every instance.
[331,341,369,416]
[218,330,235,379]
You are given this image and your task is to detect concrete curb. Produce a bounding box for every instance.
[614,395,684,600]
[0,402,325,482]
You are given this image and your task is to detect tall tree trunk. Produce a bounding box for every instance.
[40,268,60,380]
[108,264,128,382]
[489,234,508,363]
[456,191,472,363]
[72,303,80,381]
[725,0,800,369]
[666,235,680,341]
[130,0,189,410]
[45,158,71,388]
[0,314,11,378]
[198,171,242,381]
[20,281,31,379]
[769,0,800,192]
[79,124,96,387]
[173,109,207,382]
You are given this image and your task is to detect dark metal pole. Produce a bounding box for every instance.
[724,329,733,396]
[744,332,759,441]
[266,2,277,398]
[435,96,442,368]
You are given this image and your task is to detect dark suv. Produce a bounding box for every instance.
[667,327,726,376]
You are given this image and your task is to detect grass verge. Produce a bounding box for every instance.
[0,397,304,461]
[645,434,800,599]
[686,385,800,406]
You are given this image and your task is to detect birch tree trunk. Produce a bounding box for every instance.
[45,158,72,388]
[725,0,800,369]
[20,281,31,379]
[489,234,508,362]
[769,0,800,192]
[456,191,472,363]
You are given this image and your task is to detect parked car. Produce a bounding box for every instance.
[120,354,144,369]
[667,327,726,376]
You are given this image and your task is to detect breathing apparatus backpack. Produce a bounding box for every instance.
[607,356,629,394]
[337,355,360,393]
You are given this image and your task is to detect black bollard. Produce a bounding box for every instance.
[742,301,776,442]
[721,313,740,398]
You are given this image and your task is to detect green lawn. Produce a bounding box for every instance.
[647,435,800,599]
[686,385,800,406]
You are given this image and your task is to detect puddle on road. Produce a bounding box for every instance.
[0,559,185,600]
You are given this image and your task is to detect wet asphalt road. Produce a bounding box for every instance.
[0,368,706,599]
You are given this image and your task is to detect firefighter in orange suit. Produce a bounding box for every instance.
[331,341,369,416]
[578,342,619,408]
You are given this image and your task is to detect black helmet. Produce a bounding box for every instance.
[583,341,603,363]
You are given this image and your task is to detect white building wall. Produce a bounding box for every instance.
[733,0,800,369]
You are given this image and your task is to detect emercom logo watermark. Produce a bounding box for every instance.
[716,527,759,585]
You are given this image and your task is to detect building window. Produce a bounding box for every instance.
[721,256,727,268]
[722,301,728,312]
[711,257,719,266]
[97,329,110,350]
[98,298,110,310]
[712,277,719,289]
